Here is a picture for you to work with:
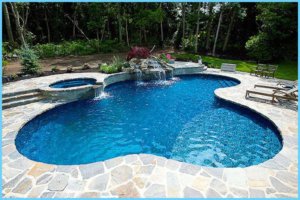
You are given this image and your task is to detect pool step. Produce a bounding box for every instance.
[2,89,44,109]
[2,89,40,98]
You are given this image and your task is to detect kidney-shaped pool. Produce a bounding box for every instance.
[16,75,282,167]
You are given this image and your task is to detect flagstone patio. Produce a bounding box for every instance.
[2,67,298,198]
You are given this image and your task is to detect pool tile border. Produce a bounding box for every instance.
[2,68,298,198]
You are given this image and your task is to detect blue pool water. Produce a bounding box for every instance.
[16,75,282,167]
[50,78,96,88]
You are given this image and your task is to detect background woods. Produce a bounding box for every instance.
[2,2,297,62]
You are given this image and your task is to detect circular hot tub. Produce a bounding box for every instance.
[50,78,97,88]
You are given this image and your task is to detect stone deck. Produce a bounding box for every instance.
[2,67,298,198]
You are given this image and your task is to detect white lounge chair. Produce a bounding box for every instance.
[221,63,236,72]
[254,80,297,90]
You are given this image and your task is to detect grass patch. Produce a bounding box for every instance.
[172,53,297,80]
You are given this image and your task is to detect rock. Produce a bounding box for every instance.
[166,172,181,197]
[144,184,166,197]
[40,192,56,198]
[165,159,181,171]
[183,187,203,198]
[270,177,296,193]
[230,187,249,197]
[48,174,69,191]
[111,182,140,198]
[111,165,133,186]
[78,192,100,198]
[210,179,227,195]
[79,162,104,179]
[12,177,32,194]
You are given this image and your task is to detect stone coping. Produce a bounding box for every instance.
[2,67,298,198]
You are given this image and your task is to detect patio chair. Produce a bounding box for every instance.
[263,65,278,78]
[245,87,298,103]
[250,64,267,76]
[254,80,298,90]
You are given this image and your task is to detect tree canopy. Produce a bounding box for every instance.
[2,2,297,61]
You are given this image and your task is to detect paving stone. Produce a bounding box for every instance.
[78,192,101,198]
[87,173,109,191]
[133,176,148,189]
[230,187,249,197]
[104,157,123,169]
[136,165,155,175]
[3,170,28,189]
[183,186,204,197]
[191,175,211,191]
[54,192,75,198]
[40,192,56,198]
[139,154,157,165]
[144,184,166,197]
[111,181,140,198]
[48,174,69,191]
[204,168,223,179]
[223,168,247,187]
[56,166,75,173]
[8,151,22,160]
[165,159,181,171]
[27,185,47,198]
[270,177,296,193]
[111,165,133,186]
[124,154,138,164]
[156,157,167,167]
[206,188,222,198]
[210,178,227,195]
[66,179,85,191]
[71,168,78,178]
[28,163,55,178]
[166,172,181,197]
[36,173,52,185]
[249,189,265,198]
[79,162,104,179]
[275,171,297,187]
[8,158,33,170]
[179,163,201,175]
[12,177,32,194]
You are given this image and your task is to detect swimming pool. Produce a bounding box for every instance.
[16,75,282,167]
[50,78,96,88]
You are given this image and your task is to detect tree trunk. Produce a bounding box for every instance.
[160,3,164,45]
[3,3,14,43]
[194,3,201,53]
[125,18,129,46]
[212,8,223,56]
[100,21,106,41]
[96,29,99,52]
[44,8,51,43]
[117,13,122,43]
[182,3,186,39]
[72,15,76,39]
[222,7,236,52]
[10,3,26,47]
[65,14,89,41]
[205,4,214,51]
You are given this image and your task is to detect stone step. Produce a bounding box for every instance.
[2,88,40,98]
[2,96,44,110]
[2,92,41,103]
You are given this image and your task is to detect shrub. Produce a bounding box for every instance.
[126,46,151,61]
[34,40,128,58]
[160,54,169,63]
[19,47,41,75]
[245,33,272,62]
[123,62,131,68]
[99,63,121,74]
[181,35,197,52]
[111,56,124,71]
[172,53,199,62]
[66,66,73,73]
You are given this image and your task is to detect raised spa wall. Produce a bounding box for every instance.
[40,66,206,102]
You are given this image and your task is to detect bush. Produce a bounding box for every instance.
[245,33,272,62]
[126,46,151,61]
[111,56,124,71]
[171,53,199,62]
[181,35,197,52]
[99,63,121,74]
[51,66,59,72]
[34,40,128,58]
[19,47,41,75]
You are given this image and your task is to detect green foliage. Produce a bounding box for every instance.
[111,56,124,71]
[245,33,272,62]
[99,63,122,74]
[19,47,41,75]
[172,53,199,62]
[160,54,170,63]
[123,62,131,68]
[51,66,59,72]
[245,3,297,61]
[34,40,128,58]
[181,35,197,52]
